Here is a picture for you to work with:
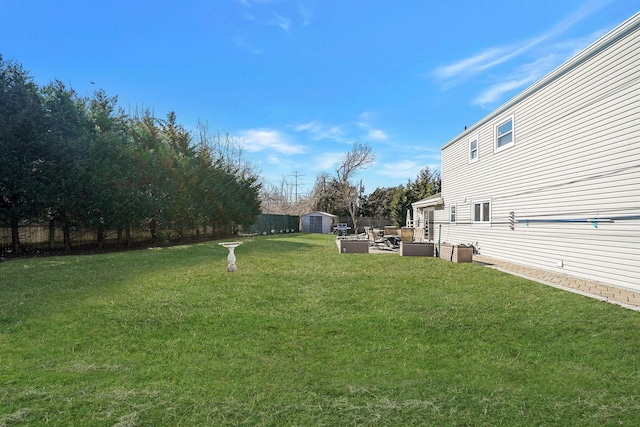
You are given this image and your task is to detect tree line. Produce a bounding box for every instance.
[260,141,441,231]
[312,165,441,229]
[0,56,261,254]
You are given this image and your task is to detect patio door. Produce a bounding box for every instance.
[425,209,435,241]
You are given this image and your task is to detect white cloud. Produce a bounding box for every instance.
[271,12,291,31]
[473,55,554,106]
[294,113,390,145]
[313,152,343,171]
[373,157,441,182]
[432,47,514,86]
[266,153,282,164]
[355,112,390,142]
[295,121,346,141]
[294,122,316,132]
[379,160,422,179]
[473,28,606,107]
[551,28,609,58]
[236,0,309,31]
[543,0,614,39]
[237,129,305,154]
[431,0,610,89]
[474,78,534,107]
[367,129,387,141]
[358,111,377,123]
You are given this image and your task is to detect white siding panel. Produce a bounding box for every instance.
[438,16,640,291]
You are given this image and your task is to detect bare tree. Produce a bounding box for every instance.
[259,178,289,215]
[335,142,375,233]
[261,142,375,223]
[260,175,315,216]
[196,120,259,181]
[306,172,342,215]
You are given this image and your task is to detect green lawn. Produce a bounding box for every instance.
[1,233,639,426]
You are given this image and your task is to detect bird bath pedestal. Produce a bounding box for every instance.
[219,241,243,272]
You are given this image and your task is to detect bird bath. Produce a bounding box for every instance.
[219,241,243,272]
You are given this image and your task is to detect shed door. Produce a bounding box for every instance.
[309,215,323,233]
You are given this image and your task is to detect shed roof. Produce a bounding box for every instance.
[302,211,338,218]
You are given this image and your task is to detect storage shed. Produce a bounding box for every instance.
[301,212,338,234]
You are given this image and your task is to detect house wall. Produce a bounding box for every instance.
[437,13,640,291]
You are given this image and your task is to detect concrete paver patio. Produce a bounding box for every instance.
[473,254,640,312]
[350,238,639,311]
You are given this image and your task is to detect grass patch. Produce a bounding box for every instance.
[1,233,639,425]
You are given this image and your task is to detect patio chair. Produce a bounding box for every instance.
[384,235,400,249]
[366,227,387,247]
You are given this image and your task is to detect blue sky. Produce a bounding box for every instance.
[1,0,638,196]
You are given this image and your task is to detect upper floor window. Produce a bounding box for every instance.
[494,114,514,152]
[468,135,478,163]
[472,199,491,224]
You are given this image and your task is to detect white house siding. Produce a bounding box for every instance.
[437,13,640,291]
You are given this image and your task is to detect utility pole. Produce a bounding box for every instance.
[289,171,304,204]
[358,179,364,217]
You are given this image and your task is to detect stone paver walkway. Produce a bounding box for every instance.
[362,240,639,311]
[473,255,640,312]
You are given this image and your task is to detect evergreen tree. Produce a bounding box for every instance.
[361,187,395,219]
[388,167,441,226]
[0,57,48,253]
[1,55,263,253]
[41,80,92,250]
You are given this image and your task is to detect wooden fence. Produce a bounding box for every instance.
[0,223,220,257]
[0,214,302,257]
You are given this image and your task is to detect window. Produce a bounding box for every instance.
[450,205,456,224]
[472,200,491,224]
[468,135,478,163]
[494,114,514,152]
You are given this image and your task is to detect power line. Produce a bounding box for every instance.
[289,171,304,204]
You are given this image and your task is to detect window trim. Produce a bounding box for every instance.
[494,114,515,153]
[468,134,479,164]
[450,204,457,224]
[472,199,491,225]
